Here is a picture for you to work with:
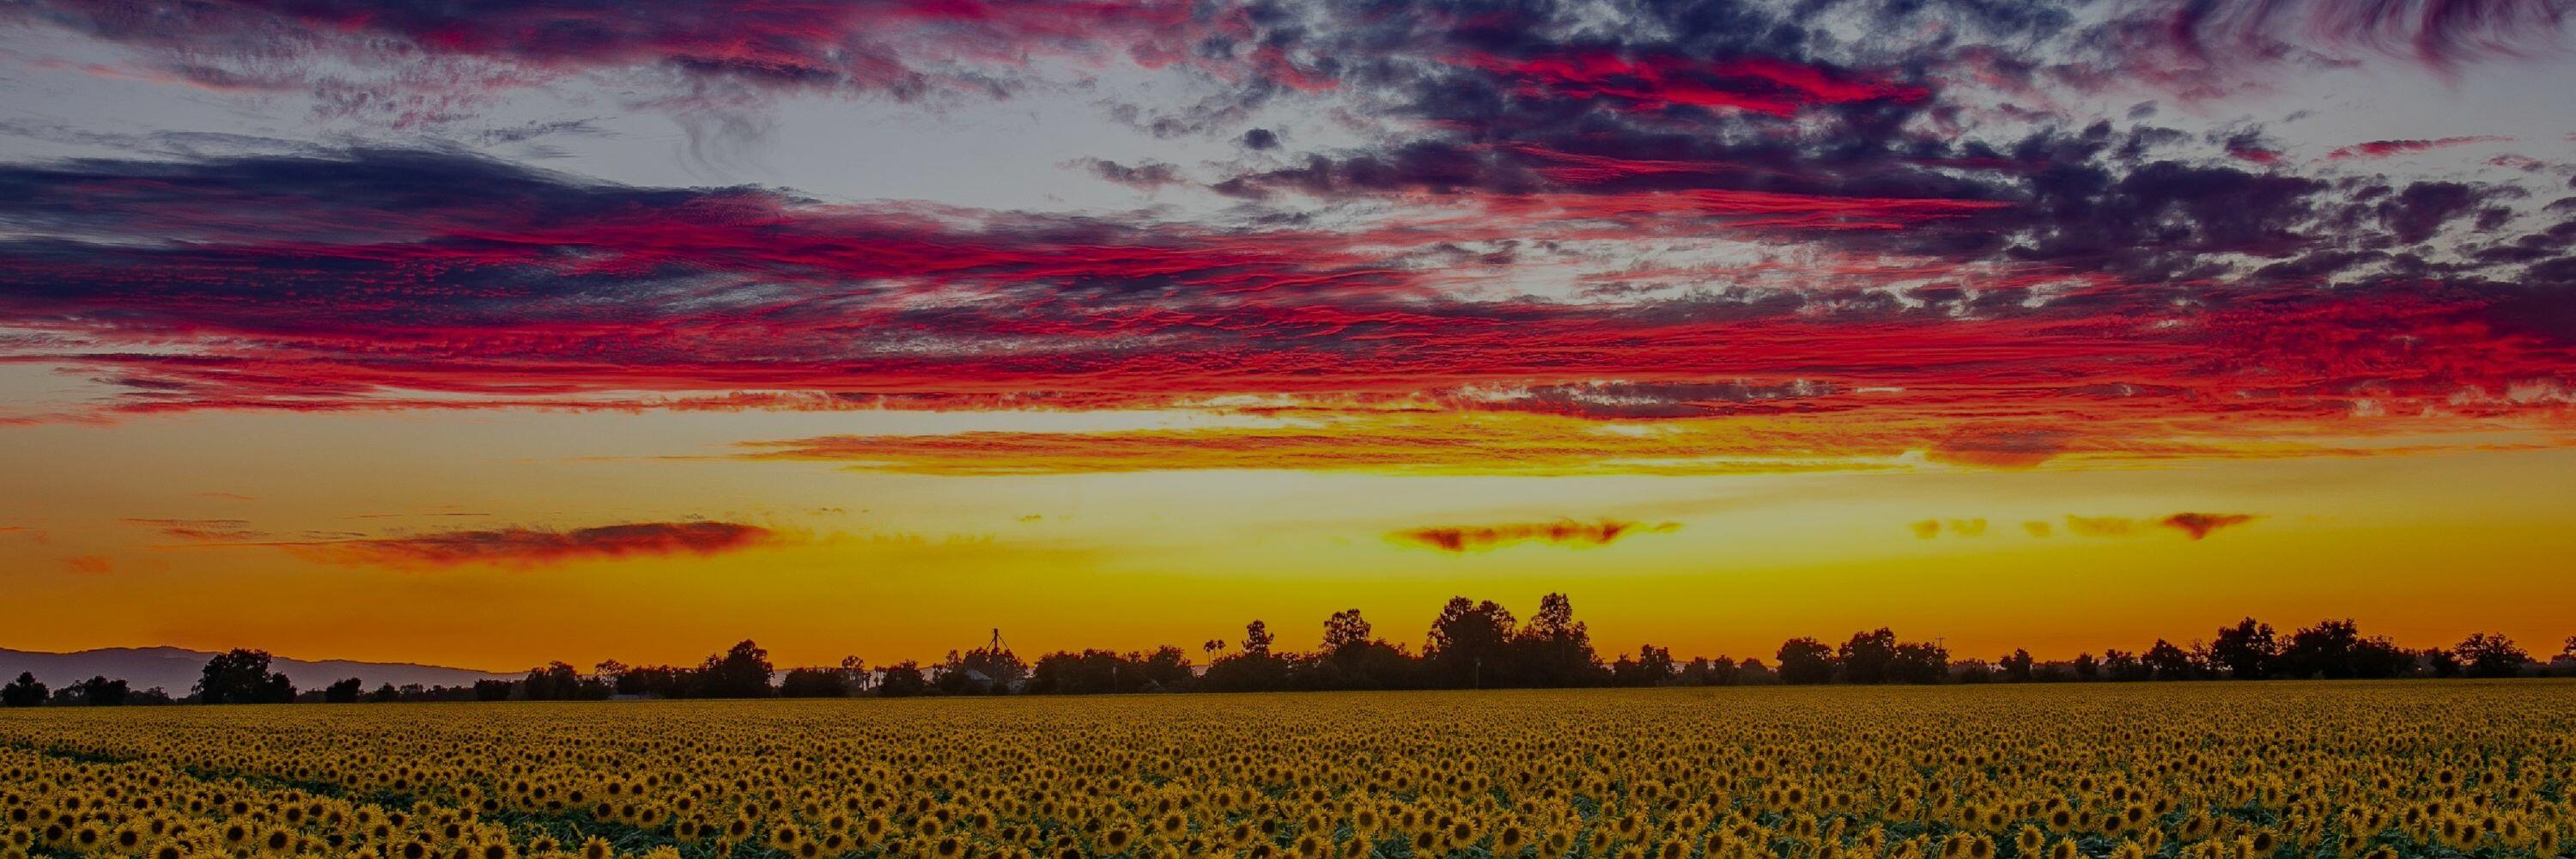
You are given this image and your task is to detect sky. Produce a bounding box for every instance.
[2,0,2573,673]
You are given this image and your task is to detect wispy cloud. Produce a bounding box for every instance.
[283,521,784,569]
[1391,520,1680,553]
[2058,513,2263,539]
[2325,136,2511,160]
[1912,518,1990,539]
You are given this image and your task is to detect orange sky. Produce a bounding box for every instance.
[3,407,2569,672]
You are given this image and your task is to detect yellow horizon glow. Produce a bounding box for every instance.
[2,407,2572,673]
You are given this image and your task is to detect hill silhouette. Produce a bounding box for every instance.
[0,646,509,695]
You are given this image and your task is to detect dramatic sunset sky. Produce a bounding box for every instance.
[3,0,2573,672]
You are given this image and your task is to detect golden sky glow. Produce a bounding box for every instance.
[4,407,2571,671]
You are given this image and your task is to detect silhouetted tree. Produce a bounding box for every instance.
[1637,643,1677,684]
[1030,649,1128,694]
[876,661,927,697]
[2208,618,2279,679]
[1130,645,1196,690]
[197,649,295,704]
[2101,649,2149,681]
[1998,649,2035,682]
[616,665,694,698]
[1677,657,1729,686]
[2142,639,2198,681]
[1775,637,1838,685]
[2071,653,2099,680]
[1307,610,1413,690]
[67,675,127,706]
[939,643,1028,694]
[2275,618,2412,679]
[1321,609,1372,653]
[1515,594,1605,687]
[471,679,513,702]
[1203,619,1294,691]
[522,661,583,700]
[1425,597,1516,688]
[1953,659,1994,683]
[838,655,871,692]
[696,640,775,698]
[1838,629,1899,684]
[322,677,363,704]
[1889,640,1949,684]
[1,673,44,708]
[2453,632,2530,678]
[779,667,850,698]
[1611,644,1675,686]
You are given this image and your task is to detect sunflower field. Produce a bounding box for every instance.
[2,682,2570,859]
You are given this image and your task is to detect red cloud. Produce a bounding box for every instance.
[62,555,114,575]
[125,518,260,543]
[288,522,781,569]
[2326,136,2509,160]
[1449,51,1924,116]
[1,0,1224,123]
[2061,513,2261,539]
[1392,520,1680,553]
[2161,512,2258,539]
[3,148,2573,480]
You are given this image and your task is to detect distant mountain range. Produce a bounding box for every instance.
[0,646,513,694]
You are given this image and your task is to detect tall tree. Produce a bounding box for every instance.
[838,655,871,692]
[522,662,582,700]
[2276,618,2412,679]
[1204,619,1293,691]
[69,676,126,705]
[2453,632,2531,678]
[1998,649,2035,682]
[1775,637,1838,685]
[2,673,46,707]
[2208,618,2279,679]
[197,649,295,704]
[1321,609,1373,655]
[940,644,1028,694]
[1239,620,1275,657]
[1128,645,1197,691]
[1838,629,1899,684]
[323,677,363,704]
[2141,639,2197,680]
[1612,644,1675,686]
[876,661,927,697]
[1889,641,1949,684]
[697,640,775,698]
[1515,593,1603,687]
[1425,597,1516,688]
[778,667,850,698]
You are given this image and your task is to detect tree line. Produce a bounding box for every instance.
[6,598,2571,706]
